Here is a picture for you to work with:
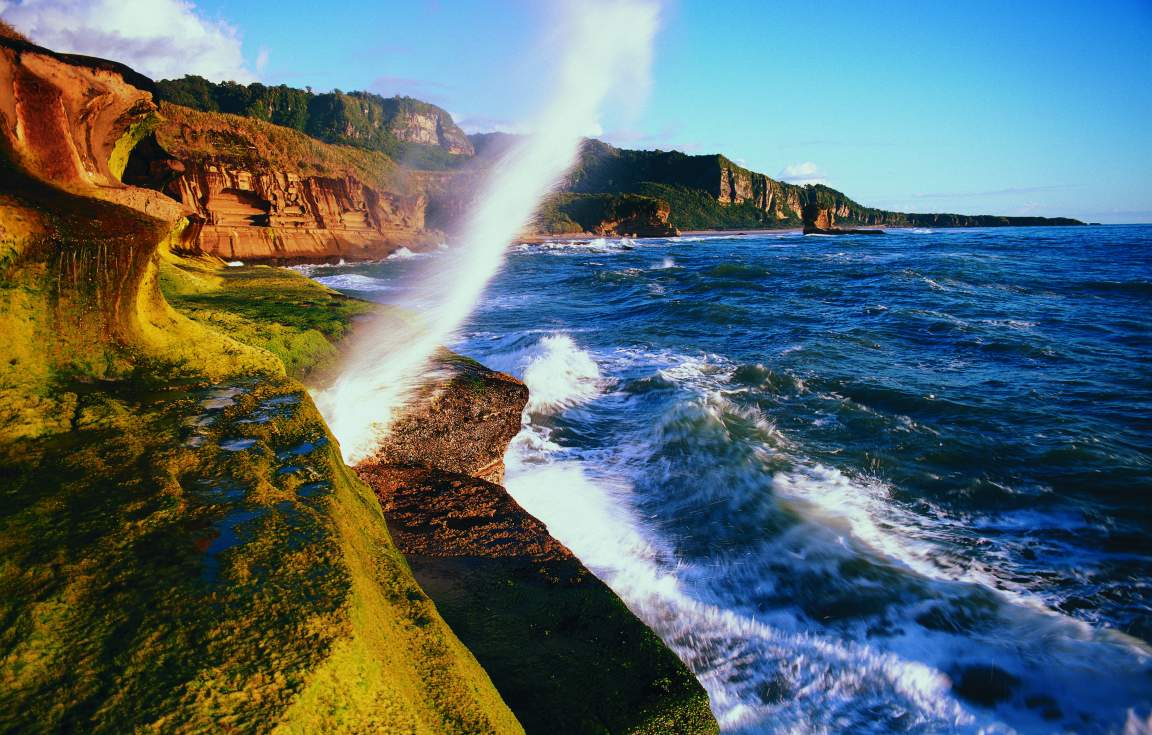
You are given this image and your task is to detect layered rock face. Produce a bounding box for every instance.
[152,158,428,262]
[120,102,443,263]
[355,357,719,735]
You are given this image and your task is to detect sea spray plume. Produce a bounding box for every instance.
[314,0,660,464]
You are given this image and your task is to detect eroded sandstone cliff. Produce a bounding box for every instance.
[0,35,523,734]
[123,103,439,263]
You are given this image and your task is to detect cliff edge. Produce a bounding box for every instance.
[0,35,521,734]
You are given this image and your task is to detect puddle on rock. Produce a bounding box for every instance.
[219,438,257,452]
[199,507,268,583]
[183,414,215,428]
[261,394,301,408]
[195,479,246,504]
[237,393,303,425]
[297,481,331,499]
[275,436,328,461]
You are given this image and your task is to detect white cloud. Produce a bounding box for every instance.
[0,0,256,82]
[778,161,828,186]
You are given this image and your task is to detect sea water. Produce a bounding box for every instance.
[306,225,1152,733]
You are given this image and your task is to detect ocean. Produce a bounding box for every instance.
[306,225,1152,733]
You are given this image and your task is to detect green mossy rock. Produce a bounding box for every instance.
[0,36,521,733]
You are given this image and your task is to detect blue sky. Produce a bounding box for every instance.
[5,0,1150,222]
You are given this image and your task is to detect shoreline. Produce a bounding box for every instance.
[514,226,803,244]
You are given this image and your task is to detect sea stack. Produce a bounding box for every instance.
[802,203,885,235]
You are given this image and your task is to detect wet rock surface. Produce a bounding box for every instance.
[360,462,717,735]
[362,354,528,484]
[355,356,719,735]
[952,664,1022,708]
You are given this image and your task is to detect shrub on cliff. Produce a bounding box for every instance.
[0,19,30,43]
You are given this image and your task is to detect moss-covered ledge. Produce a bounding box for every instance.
[0,36,521,734]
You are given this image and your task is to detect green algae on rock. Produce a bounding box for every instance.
[0,35,521,734]
[0,377,521,734]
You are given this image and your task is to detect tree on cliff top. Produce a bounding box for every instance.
[0,19,31,43]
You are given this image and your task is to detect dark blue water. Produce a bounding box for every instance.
[307,226,1152,734]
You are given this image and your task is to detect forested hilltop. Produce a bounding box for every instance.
[156,76,473,169]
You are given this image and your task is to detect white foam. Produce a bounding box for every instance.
[313,273,393,292]
[503,429,980,731]
[517,237,640,254]
[387,246,417,260]
[477,334,607,416]
[521,335,604,414]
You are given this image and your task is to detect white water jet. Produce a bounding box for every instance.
[314,0,660,464]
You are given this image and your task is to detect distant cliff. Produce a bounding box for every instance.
[559,139,1084,231]
[534,192,678,237]
[145,76,1083,242]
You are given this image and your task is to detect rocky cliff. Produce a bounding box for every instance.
[121,102,441,263]
[0,34,523,734]
[355,356,718,735]
[383,98,473,155]
[561,139,1084,231]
